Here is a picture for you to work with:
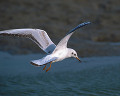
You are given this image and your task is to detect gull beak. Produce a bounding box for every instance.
[75,57,82,62]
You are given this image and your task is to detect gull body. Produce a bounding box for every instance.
[0,22,90,72]
[50,48,78,62]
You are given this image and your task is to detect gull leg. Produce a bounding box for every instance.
[43,65,47,70]
[46,62,52,72]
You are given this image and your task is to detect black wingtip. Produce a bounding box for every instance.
[78,22,91,27]
[68,21,91,34]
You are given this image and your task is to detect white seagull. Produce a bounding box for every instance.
[0,22,90,72]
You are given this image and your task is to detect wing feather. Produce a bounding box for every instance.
[53,22,91,52]
[0,28,56,54]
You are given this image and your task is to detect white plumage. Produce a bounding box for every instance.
[0,29,56,54]
[0,22,90,72]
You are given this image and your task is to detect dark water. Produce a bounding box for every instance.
[0,52,120,96]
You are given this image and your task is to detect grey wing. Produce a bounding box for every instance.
[53,22,91,52]
[0,28,56,54]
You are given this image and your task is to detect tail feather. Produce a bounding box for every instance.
[30,56,57,66]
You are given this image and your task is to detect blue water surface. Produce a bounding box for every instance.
[0,52,120,96]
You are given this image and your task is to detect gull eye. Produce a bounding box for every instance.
[74,54,76,56]
[72,52,74,54]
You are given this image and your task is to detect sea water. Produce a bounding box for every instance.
[0,52,120,96]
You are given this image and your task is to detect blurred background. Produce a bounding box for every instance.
[0,1,120,96]
[0,0,120,57]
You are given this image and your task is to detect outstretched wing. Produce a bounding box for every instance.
[53,22,91,52]
[0,29,56,54]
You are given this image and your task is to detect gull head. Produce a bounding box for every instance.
[69,48,81,62]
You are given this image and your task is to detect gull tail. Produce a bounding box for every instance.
[30,56,58,66]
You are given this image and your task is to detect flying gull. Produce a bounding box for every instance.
[0,22,91,72]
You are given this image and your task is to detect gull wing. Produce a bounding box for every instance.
[0,29,56,54]
[53,22,91,52]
